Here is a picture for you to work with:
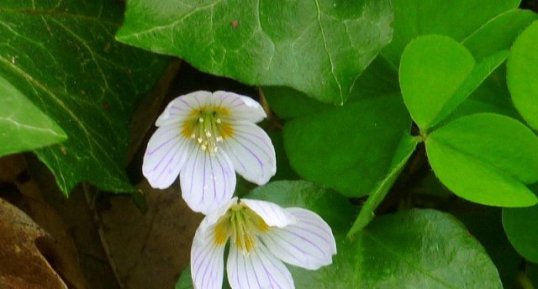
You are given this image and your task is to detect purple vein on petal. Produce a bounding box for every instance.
[200,152,207,206]
[290,225,333,247]
[234,134,272,160]
[232,138,264,170]
[147,136,179,156]
[189,148,201,199]
[214,153,228,204]
[249,252,263,289]
[150,139,180,172]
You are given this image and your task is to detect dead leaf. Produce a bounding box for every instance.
[97,181,202,289]
[0,198,67,289]
[0,155,90,289]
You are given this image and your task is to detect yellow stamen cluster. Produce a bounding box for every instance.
[213,204,270,253]
[181,106,234,153]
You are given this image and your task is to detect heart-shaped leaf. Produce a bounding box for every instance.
[400,35,475,130]
[116,0,393,104]
[426,113,538,207]
[0,1,168,193]
[284,94,411,197]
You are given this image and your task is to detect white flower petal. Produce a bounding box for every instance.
[241,199,296,228]
[227,243,294,289]
[142,125,191,189]
[214,90,266,123]
[261,208,336,270]
[222,121,276,185]
[155,91,212,126]
[191,218,226,289]
[180,148,237,214]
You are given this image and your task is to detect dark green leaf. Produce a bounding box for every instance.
[284,94,411,197]
[426,113,538,207]
[116,0,393,104]
[383,0,520,66]
[249,183,502,289]
[0,1,168,193]
[0,76,67,157]
[503,185,538,263]
[507,20,538,130]
[399,35,475,130]
[263,87,330,120]
[454,206,521,287]
[347,134,418,237]
[263,55,399,120]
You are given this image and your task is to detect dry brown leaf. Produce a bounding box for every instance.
[98,181,202,289]
[0,198,67,289]
[0,155,89,289]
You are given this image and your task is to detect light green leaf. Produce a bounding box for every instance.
[399,35,475,130]
[383,0,520,66]
[116,0,393,104]
[0,76,67,157]
[426,113,538,207]
[347,134,418,238]
[507,20,538,130]
[502,185,538,263]
[284,94,411,197]
[462,9,537,60]
[0,1,168,194]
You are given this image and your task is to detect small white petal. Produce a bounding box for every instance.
[227,243,294,289]
[155,91,212,126]
[241,199,296,228]
[180,148,236,214]
[213,91,266,123]
[261,208,336,270]
[222,121,276,185]
[142,125,191,189]
[191,218,226,289]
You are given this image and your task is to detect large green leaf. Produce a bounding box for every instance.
[502,185,538,263]
[426,113,538,207]
[177,181,502,289]
[0,76,67,157]
[399,35,475,130]
[382,0,520,66]
[284,94,411,197]
[116,0,393,104]
[252,182,502,289]
[0,1,168,193]
[507,20,538,130]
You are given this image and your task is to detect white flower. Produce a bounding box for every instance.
[142,91,276,214]
[191,198,337,289]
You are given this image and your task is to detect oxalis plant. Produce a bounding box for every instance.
[1,0,538,289]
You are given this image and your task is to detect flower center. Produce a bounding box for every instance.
[181,106,234,153]
[213,204,270,252]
